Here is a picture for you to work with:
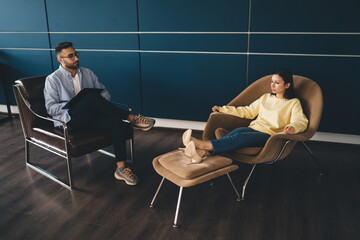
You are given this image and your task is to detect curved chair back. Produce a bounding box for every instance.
[13,75,50,139]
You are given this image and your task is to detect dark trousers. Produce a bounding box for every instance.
[67,91,130,162]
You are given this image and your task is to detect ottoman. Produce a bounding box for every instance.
[150,149,240,227]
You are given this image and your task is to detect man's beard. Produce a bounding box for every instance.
[65,61,79,69]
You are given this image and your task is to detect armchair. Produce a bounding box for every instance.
[13,75,134,189]
[203,75,323,200]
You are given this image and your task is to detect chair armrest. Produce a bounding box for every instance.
[268,131,312,142]
[252,132,309,164]
[15,85,70,142]
[203,112,252,141]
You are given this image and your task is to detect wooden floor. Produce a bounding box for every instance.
[1,117,359,240]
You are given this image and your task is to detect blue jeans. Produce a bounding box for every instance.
[210,127,270,155]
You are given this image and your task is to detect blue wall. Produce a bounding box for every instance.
[1,0,359,135]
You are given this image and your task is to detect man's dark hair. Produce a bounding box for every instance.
[55,42,74,56]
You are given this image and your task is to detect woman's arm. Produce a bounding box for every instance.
[285,99,309,134]
[217,95,262,119]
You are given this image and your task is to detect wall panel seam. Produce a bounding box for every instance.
[1,48,360,58]
[1,31,360,35]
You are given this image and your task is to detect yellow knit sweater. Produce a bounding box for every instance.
[219,93,309,135]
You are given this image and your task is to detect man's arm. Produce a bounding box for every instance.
[44,76,68,117]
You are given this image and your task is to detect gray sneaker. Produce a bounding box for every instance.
[114,167,139,185]
[131,114,155,131]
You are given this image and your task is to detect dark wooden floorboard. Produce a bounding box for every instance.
[0,118,360,240]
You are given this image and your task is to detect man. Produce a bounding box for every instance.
[44,42,155,186]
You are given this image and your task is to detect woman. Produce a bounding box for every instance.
[183,69,309,163]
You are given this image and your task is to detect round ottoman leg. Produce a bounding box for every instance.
[173,186,183,227]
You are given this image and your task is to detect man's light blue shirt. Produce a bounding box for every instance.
[44,65,111,127]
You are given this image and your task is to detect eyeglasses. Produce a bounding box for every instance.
[60,51,80,60]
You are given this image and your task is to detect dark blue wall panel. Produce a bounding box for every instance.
[139,0,249,31]
[140,34,247,52]
[141,53,247,120]
[46,0,138,31]
[251,0,360,32]
[250,34,360,55]
[49,34,139,51]
[0,34,50,49]
[0,0,48,31]
[139,0,250,121]
[0,50,53,103]
[247,55,360,135]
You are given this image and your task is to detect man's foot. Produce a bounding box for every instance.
[131,114,155,131]
[114,167,139,185]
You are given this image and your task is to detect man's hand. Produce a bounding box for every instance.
[284,125,295,134]
[212,106,220,112]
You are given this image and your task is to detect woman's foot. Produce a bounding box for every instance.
[182,129,214,152]
[182,129,192,147]
[184,141,207,164]
[191,137,214,151]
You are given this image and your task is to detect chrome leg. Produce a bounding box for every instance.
[25,139,30,163]
[26,161,72,189]
[25,141,71,189]
[226,173,241,202]
[66,155,73,189]
[150,177,165,208]
[173,187,183,228]
[301,141,323,176]
[97,149,116,158]
[129,138,134,163]
[242,164,257,200]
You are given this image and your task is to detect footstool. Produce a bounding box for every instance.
[150,149,240,227]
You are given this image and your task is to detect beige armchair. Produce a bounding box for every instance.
[203,75,323,200]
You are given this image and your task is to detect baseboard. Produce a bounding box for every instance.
[0,104,19,114]
[1,104,359,145]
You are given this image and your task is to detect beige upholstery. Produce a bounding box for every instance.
[153,150,238,187]
[203,75,323,164]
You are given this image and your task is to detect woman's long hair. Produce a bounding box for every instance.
[275,69,296,99]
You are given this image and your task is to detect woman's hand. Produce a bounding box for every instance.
[212,106,220,112]
[284,125,295,134]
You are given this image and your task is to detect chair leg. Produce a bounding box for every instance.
[226,173,241,201]
[66,155,73,188]
[150,177,165,208]
[129,138,135,163]
[173,186,184,228]
[241,164,257,200]
[25,140,72,189]
[301,141,323,176]
[25,139,30,163]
